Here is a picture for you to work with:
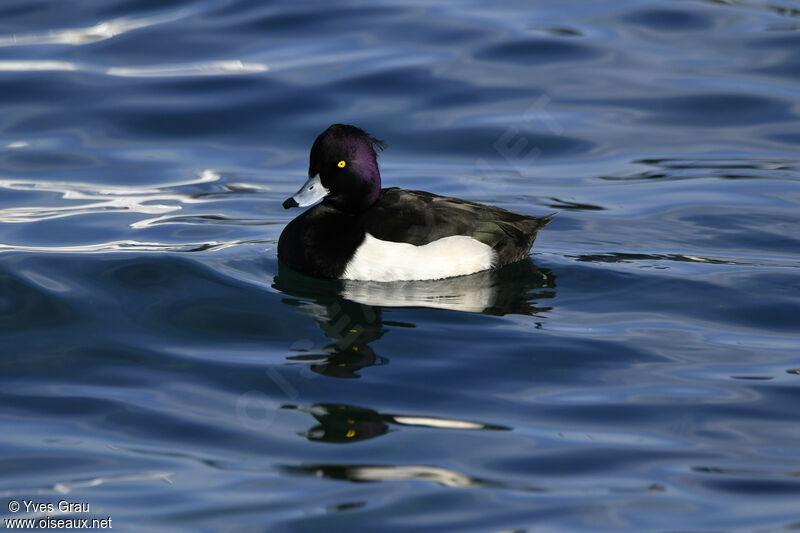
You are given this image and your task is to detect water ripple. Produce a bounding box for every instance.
[0,59,268,77]
[107,60,268,78]
[601,158,800,182]
[2,0,800,530]
[0,236,271,254]
[0,12,190,47]
[570,252,800,269]
[0,169,222,224]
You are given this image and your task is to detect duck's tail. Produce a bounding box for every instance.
[533,212,557,231]
[525,211,555,244]
[499,212,554,265]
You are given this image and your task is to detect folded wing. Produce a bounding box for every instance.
[361,188,552,266]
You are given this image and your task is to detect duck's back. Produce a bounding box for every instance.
[361,188,552,266]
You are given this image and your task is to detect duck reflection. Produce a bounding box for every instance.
[282,403,510,444]
[281,463,546,493]
[272,258,556,377]
[280,297,387,378]
[341,258,555,315]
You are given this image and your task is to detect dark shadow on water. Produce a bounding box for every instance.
[543,197,605,211]
[599,158,800,182]
[571,252,800,269]
[272,258,557,378]
[280,297,385,379]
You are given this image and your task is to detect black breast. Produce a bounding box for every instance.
[278,204,366,278]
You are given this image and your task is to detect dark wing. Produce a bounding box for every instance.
[361,188,553,266]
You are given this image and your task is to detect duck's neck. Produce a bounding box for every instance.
[352,141,381,210]
[360,164,381,209]
[328,161,381,214]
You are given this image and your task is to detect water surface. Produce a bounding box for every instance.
[1,1,800,531]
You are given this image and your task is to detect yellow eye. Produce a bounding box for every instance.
[337,160,346,168]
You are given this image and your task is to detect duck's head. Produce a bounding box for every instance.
[283,124,386,213]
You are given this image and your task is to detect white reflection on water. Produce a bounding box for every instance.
[0,169,220,224]
[0,59,268,77]
[340,465,486,488]
[0,9,267,77]
[0,169,278,254]
[287,463,663,494]
[0,12,189,47]
[340,264,556,313]
[107,60,268,77]
[0,471,174,499]
[340,274,496,313]
[390,416,490,429]
[274,259,553,316]
[0,238,268,254]
[0,60,78,72]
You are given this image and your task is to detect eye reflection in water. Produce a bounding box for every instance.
[272,258,557,378]
[282,403,511,444]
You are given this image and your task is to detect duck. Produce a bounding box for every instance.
[278,124,552,281]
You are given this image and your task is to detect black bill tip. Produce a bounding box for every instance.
[282,197,299,209]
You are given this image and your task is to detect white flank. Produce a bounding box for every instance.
[343,233,495,281]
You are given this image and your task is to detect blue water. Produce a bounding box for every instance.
[1,0,800,530]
